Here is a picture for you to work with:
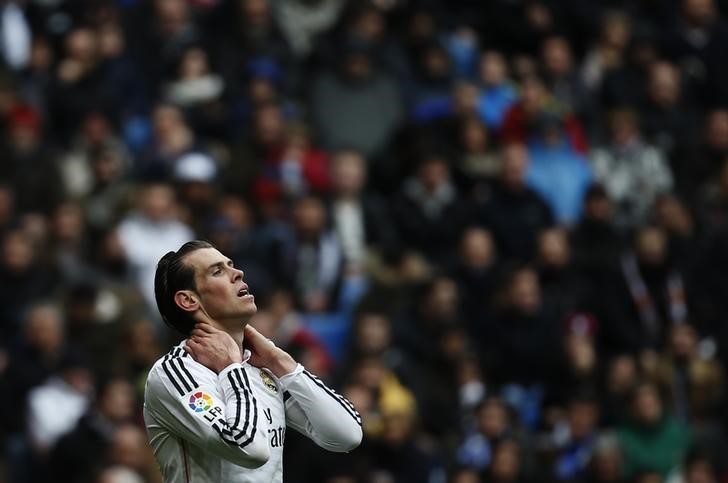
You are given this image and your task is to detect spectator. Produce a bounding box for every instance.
[26,351,93,453]
[280,194,344,313]
[392,153,472,264]
[453,115,500,190]
[456,396,516,473]
[83,148,134,232]
[116,182,195,314]
[591,108,673,232]
[500,75,588,155]
[548,313,602,407]
[408,40,454,124]
[477,143,553,262]
[696,156,728,236]
[272,0,345,59]
[367,405,442,483]
[105,423,161,483]
[97,466,145,483]
[583,433,628,483]
[665,448,720,483]
[164,46,224,109]
[0,229,59,338]
[50,377,137,483]
[329,149,399,275]
[660,0,728,107]
[541,35,593,126]
[476,50,518,131]
[58,111,131,200]
[599,225,689,355]
[1,302,67,440]
[1,103,63,214]
[525,113,593,225]
[618,381,691,479]
[653,324,724,426]
[483,266,561,428]
[482,438,529,483]
[310,37,403,159]
[451,226,500,331]
[550,392,601,482]
[639,62,699,160]
[535,226,589,316]
[254,121,331,203]
[171,151,219,234]
[135,104,198,177]
[600,355,641,427]
[571,183,623,272]
[581,11,633,97]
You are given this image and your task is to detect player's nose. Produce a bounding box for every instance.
[232,267,244,281]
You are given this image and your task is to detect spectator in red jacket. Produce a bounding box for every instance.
[500,75,589,155]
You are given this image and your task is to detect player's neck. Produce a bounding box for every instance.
[216,317,245,349]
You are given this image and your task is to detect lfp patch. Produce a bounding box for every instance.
[188,391,213,413]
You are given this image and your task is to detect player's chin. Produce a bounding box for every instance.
[242,300,258,316]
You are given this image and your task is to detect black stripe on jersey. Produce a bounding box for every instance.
[169,358,192,392]
[302,370,362,426]
[211,423,241,447]
[161,348,198,395]
[227,371,242,429]
[235,369,259,447]
[235,369,252,440]
[175,357,198,388]
[240,367,253,392]
[233,370,253,438]
[217,368,253,443]
[212,368,258,449]
[283,391,291,402]
[305,371,358,413]
[161,358,185,396]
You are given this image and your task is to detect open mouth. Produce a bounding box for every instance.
[237,287,250,297]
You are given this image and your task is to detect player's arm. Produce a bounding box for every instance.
[279,365,363,452]
[244,325,363,452]
[146,331,270,468]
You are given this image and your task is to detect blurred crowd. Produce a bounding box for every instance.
[1,0,728,482]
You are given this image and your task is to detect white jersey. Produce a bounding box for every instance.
[144,342,362,483]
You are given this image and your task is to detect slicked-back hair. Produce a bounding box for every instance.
[154,240,214,335]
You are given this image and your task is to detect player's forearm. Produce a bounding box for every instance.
[216,363,271,467]
[279,366,363,452]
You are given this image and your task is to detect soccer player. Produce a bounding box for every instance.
[144,240,362,482]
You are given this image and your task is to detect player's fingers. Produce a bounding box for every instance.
[195,322,218,334]
[244,325,275,347]
[183,343,196,358]
[243,324,263,340]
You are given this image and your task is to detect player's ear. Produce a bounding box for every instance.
[174,290,199,313]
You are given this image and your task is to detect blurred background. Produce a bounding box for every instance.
[0,0,727,482]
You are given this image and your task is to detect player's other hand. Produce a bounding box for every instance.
[243,325,296,377]
[185,322,242,373]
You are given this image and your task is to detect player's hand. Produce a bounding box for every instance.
[243,325,297,377]
[185,322,242,373]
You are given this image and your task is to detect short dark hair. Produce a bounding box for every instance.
[154,240,214,335]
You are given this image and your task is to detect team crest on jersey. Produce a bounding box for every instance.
[259,370,278,394]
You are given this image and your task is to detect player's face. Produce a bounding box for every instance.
[185,247,257,324]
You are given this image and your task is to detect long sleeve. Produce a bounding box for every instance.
[277,364,362,452]
[144,350,270,468]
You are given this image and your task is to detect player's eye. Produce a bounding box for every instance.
[213,268,222,276]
